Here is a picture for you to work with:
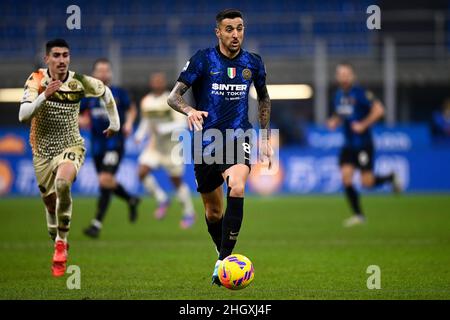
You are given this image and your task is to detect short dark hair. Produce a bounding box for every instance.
[92,58,111,70]
[216,9,243,25]
[337,61,354,70]
[46,38,69,54]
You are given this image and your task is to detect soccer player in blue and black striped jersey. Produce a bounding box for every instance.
[327,63,402,227]
[79,58,140,238]
[168,9,272,286]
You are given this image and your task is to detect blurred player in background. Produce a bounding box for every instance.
[135,72,196,229]
[168,9,273,285]
[431,98,450,141]
[327,62,402,227]
[79,58,140,238]
[18,39,120,276]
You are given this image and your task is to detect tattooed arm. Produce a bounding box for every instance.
[167,81,208,131]
[255,84,273,167]
[167,82,192,116]
[256,84,271,139]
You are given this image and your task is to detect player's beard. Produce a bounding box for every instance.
[228,41,241,53]
[54,64,68,76]
[49,65,68,80]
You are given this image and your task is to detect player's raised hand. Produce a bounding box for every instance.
[327,117,339,131]
[351,121,366,134]
[103,127,119,138]
[44,80,62,99]
[187,109,208,131]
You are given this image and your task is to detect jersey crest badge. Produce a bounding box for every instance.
[227,67,236,79]
[68,80,78,90]
[242,68,252,80]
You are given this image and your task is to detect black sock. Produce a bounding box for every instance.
[113,183,132,202]
[95,188,113,223]
[344,185,363,216]
[205,215,223,253]
[219,196,244,260]
[374,173,394,187]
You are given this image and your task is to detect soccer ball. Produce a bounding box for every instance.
[218,254,254,290]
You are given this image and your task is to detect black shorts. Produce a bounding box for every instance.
[94,148,124,174]
[194,138,252,194]
[339,146,374,171]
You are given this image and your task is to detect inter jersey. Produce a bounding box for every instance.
[334,85,375,149]
[80,86,130,155]
[178,46,266,150]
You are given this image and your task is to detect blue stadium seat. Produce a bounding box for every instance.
[0,0,373,58]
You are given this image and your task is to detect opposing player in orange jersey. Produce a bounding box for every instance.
[19,39,120,277]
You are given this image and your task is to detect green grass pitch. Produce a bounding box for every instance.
[0,195,449,299]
